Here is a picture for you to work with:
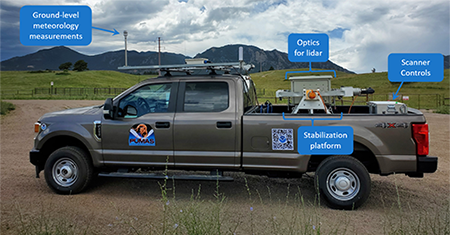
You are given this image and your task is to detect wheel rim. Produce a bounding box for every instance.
[326,167,360,201]
[52,158,78,187]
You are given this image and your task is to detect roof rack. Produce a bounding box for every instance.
[117,62,254,76]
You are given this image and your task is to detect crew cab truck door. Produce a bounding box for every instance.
[173,80,239,169]
[101,82,177,167]
[242,115,310,172]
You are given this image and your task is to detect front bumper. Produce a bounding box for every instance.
[30,149,43,178]
[30,149,41,166]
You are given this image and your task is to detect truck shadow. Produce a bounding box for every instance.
[88,172,317,204]
[86,172,430,210]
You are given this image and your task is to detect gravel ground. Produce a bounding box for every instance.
[1,100,449,234]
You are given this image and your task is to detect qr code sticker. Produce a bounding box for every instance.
[272,128,294,150]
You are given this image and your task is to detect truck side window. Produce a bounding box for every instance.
[118,83,172,118]
[243,79,257,112]
[183,82,229,112]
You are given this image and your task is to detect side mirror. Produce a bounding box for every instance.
[103,98,114,119]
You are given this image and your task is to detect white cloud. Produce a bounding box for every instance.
[1,0,449,73]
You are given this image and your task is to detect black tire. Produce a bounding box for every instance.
[44,146,93,194]
[314,156,371,210]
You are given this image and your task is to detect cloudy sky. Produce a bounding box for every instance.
[1,0,449,73]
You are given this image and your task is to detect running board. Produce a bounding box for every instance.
[98,172,234,181]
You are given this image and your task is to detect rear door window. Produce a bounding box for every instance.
[183,82,229,112]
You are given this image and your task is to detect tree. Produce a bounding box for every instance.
[73,60,88,71]
[59,62,72,71]
[269,66,275,71]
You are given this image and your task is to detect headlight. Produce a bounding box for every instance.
[34,122,47,133]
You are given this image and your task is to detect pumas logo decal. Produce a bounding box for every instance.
[129,123,155,146]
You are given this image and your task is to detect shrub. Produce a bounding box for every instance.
[59,62,72,70]
[1,101,15,115]
[73,60,88,72]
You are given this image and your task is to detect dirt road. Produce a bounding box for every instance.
[1,100,449,234]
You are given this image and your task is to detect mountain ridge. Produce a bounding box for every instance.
[0,46,189,71]
[0,45,355,73]
[194,44,354,73]
[2,46,448,73]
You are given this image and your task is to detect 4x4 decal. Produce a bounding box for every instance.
[375,122,408,129]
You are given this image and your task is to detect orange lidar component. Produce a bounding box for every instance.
[307,90,316,99]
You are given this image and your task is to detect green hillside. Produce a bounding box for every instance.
[250,68,349,93]
[0,70,155,99]
[251,69,449,109]
[251,68,449,94]
[0,69,448,109]
[1,70,148,90]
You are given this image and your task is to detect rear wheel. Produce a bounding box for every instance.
[315,156,371,210]
[44,146,93,194]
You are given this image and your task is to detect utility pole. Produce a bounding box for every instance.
[239,46,243,74]
[124,30,128,67]
[158,37,161,76]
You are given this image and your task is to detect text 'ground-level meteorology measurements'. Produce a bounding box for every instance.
[388,53,444,100]
[288,33,329,62]
[20,5,119,46]
[20,5,92,46]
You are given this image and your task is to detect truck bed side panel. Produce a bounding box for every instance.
[242,113,426,174]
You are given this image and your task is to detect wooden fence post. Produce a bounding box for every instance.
[418,94,420,109]
[436,94,439,108]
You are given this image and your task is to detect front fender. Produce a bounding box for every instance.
[35,121,102,167]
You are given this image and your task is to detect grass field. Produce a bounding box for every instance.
[0,70,146,90]
[12,171,450,235]
[0,70,153,99]
[0,69,448,109]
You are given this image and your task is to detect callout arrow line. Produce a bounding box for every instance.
[92,26,119,36]
[392,81,404,100]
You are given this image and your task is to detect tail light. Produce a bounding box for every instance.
[412,123,429,155]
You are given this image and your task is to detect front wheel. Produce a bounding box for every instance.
[44,146,93,194]
[315,156,371,210]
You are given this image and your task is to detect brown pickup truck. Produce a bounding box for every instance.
[30,66,437,209]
